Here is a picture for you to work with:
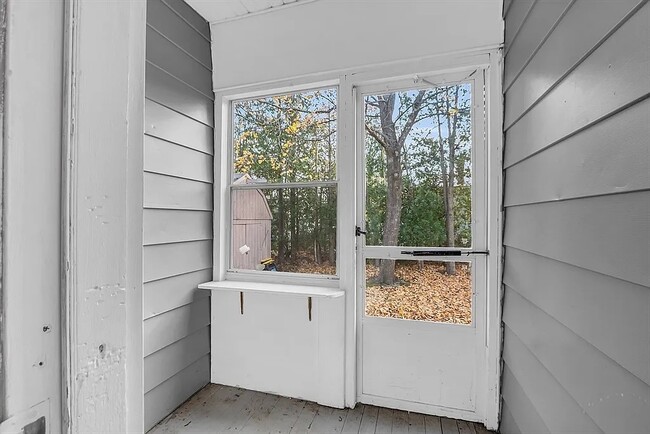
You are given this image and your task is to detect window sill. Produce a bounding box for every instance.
[198,280,345,298]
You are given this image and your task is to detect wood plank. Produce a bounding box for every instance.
[161,0,210,39]
[504,0,572,88]
[504,3,649,165]
[498,402,521,434]
[375,407,393,433]
[392,410,409,433]
[472,424,491,434]
[501,365,551,433]
[290,401,319,433]
[504,0,641,126]
[308,406,347,433]
[144,172,213,211]
[456,421,475,434]
[147,0,212,68]
[503,248,650,385]
[145,134,213,183]
[144,302,210,356]
[146,27,213,98]
[358,405,378,434]
[144,268,212,319]
[144,208,212,245]
[239,393,280,433]
[145,99,213,154]
[503,289,650,432]
[505,98,650,206]
[424,415,442,434]
[249,396,302,433]
[502,323,601,432]
[440,418,460,434]
[144,355,210,431]
[504,191,650,287]
[409,412,426,434]
[146,63,214,127]
[144,327,209,392]
[340,404,364,434]
[144,240,212,282]
[504,0,535,50]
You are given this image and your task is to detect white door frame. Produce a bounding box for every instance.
[341,49,503,429]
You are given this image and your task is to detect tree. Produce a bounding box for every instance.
[365,91,428,284]
[364,84,473,282]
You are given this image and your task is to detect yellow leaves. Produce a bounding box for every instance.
[285,121,300,135]
[448,107,459,116]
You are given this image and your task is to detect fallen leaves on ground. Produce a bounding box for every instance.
[365,261,472,324]
[280,255,472,325]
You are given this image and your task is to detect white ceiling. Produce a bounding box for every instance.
[185,0,313,24]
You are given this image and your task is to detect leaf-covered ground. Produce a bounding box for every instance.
[280,256,472,324]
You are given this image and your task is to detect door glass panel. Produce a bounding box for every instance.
[365,259,472,325]
[364,84,472,248]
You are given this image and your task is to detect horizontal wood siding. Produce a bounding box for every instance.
[144,0,213,430]
[501,1,650,433]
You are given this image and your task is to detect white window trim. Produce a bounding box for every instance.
[212,48,503,430]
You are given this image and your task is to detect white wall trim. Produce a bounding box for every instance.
[61,1,146,432]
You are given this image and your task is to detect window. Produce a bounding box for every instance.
[229,88,338,277]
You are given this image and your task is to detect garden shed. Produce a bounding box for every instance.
[231,174,272,270]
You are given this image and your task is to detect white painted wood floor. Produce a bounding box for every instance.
[149,384,496,434]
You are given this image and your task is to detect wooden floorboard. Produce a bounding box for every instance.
[148,385,497,433]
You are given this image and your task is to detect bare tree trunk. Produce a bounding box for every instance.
[277,189,287,262]
[379,147,402,284]
[290,188,297,259]
[444,87,460,275]
[436,97,455,275]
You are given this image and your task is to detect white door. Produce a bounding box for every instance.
[355,70,488,420]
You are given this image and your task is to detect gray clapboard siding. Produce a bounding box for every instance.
[144,268,211,319]
[145,63,213,126]
[144,240,213,282]
[504,247,650,385]
[147,0,211,68]
[161,0,210,39]
[144,172,213,211]
[144,354,210,431]
[146,28,212,98]
[144,300,211,356]
[503,289,650,432]
[504,98,650,206]
[505,191,650,287]
[145,100,213,154]
[502,1,650,432]
[505,3,649,166]
[503,0,572,88]
[501,365,550,434]
[504,0,644,129]
[144,0,213,428]
[144,326,210,392]
[145,135,213,183]
[502,325,601,432]
[144,209,212,245]
[504,0,535,51]
[499,402,521,434]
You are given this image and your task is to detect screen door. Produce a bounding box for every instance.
[355,70,488,417]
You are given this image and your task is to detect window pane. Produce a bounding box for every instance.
[364,84,472,248]
[231,186,337,275]
[365,259,472,325]
[232,89,337,183]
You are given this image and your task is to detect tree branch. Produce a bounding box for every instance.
[365,124,389,150]
[397,90,426,148]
